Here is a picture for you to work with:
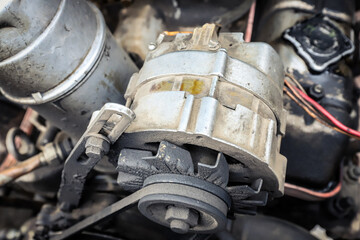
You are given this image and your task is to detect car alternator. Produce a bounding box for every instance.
[113,23,287,232]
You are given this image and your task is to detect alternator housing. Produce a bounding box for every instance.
[123,24,287,196]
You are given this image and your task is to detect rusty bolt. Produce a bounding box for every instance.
[165,206,199,234]
[85,134,110,159]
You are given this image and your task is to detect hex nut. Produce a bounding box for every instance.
[85,134,110,159]
[309,84,324,99]
[165,206,199,234]
[170,219,190,234]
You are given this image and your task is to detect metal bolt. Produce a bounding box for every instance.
[165,206,199,234]
[309,84,325,100]
[347,165,360,181]
[170,219,190,234]
[85,134,110,159]
[148,42,157,51]
[313,84,323,94]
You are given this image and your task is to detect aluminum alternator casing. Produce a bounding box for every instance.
[0,0,138,139]
[123,24,287,196]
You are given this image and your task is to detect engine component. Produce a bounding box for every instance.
[323,159,360,239]
[49,180,227,240]
[0,0,138,139]
[117,141,229,192]
[121,23,287,197]
[283,15,354,72]
[3,1,360,239]
[117,141,267,215]
[31,103,135,238]
[113,0,254,67]
[114,3,165,61]
[138,174,230,234]
[57,103,135,211]
[33,23,286,237]
[255,0,356,188]
[0,137,71,187]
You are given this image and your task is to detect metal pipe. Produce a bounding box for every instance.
[0,138,72,186]
[0,153,43,186]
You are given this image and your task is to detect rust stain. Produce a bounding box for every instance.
[180,79,204,95]
[150,81,173,92]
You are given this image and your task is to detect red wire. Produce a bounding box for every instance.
[245,0,256,42]
[283,82,344,200]
[284,181,341,201]
[293,86,360,138]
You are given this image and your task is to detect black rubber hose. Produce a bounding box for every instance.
[5,127,36,161]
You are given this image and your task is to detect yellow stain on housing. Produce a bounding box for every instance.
[180,79,204,95]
